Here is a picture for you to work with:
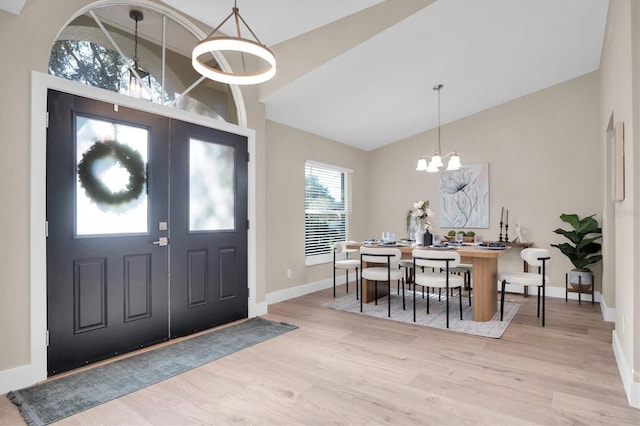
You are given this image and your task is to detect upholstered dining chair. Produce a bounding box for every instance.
[398,258,414,292]
[333,241,360,299]
[450,263,473,306]
[412,249,464,328]
[360,246,404,317]
[497,248,550,327]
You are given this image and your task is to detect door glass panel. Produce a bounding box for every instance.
[76,116,148,236]
[189,138,235,231]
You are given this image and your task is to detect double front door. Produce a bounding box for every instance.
[46,90,248,375]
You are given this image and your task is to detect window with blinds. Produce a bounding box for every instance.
[305,161,351,266]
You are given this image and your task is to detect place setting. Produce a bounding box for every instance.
[476,242,508,250]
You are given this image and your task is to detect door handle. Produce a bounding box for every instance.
[153,237,169,246]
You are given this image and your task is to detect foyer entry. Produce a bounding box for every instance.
[46,90,248,375]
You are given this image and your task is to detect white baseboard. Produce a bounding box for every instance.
[249,301,268,317]
[266,277,334,305]
[0,363,47,395]
[599,293,616,322]
[268,281,606,315]
[612,331,640,409]
[505,283,601,302]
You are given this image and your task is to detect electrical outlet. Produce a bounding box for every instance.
[287,268,292,279]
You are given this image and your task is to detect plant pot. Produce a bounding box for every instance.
[568,268,593,290]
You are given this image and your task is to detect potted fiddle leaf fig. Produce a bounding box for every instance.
[550,213,602,287]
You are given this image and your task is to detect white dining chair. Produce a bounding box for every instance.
[398,258,414,292]
[412,249,464,328]
[497,248,550,326]
[360,246,404,317]
[333,241,360,299]
[450,263,472,306]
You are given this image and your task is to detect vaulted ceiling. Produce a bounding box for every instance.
[2,0,608,150]
[161,0,608,150]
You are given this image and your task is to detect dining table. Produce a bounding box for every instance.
[347,242,509,322]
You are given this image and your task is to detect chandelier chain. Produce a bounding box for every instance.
[133,12,140,63]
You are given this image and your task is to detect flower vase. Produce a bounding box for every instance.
[415,228,424,246]
[422,229,433,246]
[407,218,418,242]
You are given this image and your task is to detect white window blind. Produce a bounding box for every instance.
[305,161,351,266]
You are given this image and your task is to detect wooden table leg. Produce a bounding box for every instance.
[467,257,498,321]
[361,278,390,303]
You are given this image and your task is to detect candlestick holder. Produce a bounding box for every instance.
[505,223,509,242]
[499,221,504,242]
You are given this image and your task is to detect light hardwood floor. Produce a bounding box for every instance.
[1,286,639,425]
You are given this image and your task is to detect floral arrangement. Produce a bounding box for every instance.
[407,200,434,232]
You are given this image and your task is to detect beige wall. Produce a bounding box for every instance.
[265,121,369,294]
[367,72,602,290]
[599,0,639,394]
[0,0,90,372]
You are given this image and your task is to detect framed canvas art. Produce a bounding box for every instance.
[439,163,489,228]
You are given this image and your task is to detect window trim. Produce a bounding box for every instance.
[304,160,352,266]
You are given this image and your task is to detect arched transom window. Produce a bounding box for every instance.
[49,1,239,124]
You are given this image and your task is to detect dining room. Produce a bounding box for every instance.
[262,32,637,407]
[266,70,601,305]
[259,0,637,402]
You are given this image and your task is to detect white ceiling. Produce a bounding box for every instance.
[264,0,610,151]
[140,1,607,150]
[0,0,25,15]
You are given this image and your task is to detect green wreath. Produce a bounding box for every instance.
[77,140,146,205]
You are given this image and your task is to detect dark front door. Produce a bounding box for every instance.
[46,90,248,375]
[168,120,248,337]
[46,90,170,375]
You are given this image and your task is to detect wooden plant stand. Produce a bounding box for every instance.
[565,271,594,305]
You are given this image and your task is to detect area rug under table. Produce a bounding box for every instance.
[324,289,519,338]
[7,317,297,426]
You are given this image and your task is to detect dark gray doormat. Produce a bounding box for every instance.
[7,317,297,426]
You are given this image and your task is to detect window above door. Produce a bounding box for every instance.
[48,2,238,124]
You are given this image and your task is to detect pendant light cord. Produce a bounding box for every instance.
[434,84,443,155]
